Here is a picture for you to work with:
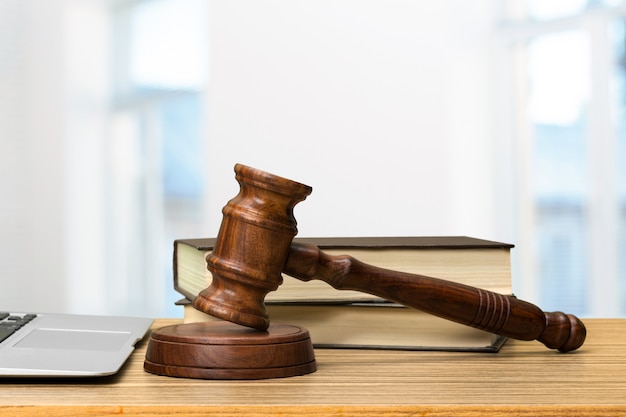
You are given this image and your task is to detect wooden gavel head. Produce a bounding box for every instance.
[193,164,312,330]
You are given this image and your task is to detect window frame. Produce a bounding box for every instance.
[498,3,626,317]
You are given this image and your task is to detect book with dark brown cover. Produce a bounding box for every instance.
[173,236,514,303]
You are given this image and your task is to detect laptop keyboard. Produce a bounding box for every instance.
[0,312,38,344]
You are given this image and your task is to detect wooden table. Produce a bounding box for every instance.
[1,318,625,416]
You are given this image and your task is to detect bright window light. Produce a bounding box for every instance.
[526,0,587,20]
[528,30,590,126]
[129,0,208,89]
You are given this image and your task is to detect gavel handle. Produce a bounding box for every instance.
[284,243,586,352]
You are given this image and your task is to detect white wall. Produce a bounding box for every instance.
[0,0,69,312]
[0,0,109,314]
[204,0,505,241]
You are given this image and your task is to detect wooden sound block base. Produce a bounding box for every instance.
[144,321,317,380]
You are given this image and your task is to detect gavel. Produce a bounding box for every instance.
[193,163,586,353]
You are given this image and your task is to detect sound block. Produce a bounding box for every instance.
[144,321,316,380]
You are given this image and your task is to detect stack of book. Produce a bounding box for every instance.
[173,236,514,352]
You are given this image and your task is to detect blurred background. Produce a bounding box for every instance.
[1,0,625,318]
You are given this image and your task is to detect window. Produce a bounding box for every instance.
[501,0,626,316]
[109,0,209,317]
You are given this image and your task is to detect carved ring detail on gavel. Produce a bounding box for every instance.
[193,164,586,353]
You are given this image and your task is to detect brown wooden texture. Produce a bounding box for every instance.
[193,163,312,330]
[0,319,625,417]
[144,321,316,379]
[191,164,585,352]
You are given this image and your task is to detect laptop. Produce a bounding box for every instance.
[0,311,152,377]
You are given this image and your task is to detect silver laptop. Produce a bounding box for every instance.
[0,311,152,377]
